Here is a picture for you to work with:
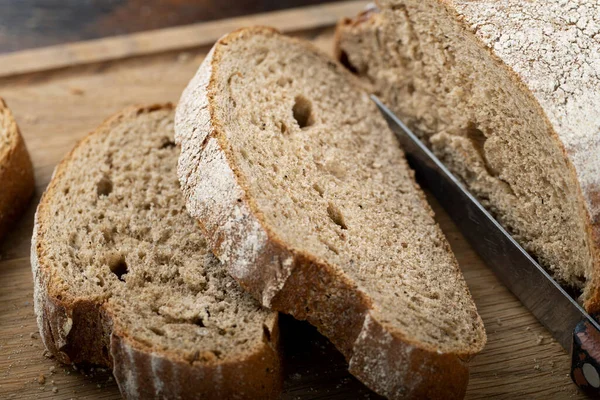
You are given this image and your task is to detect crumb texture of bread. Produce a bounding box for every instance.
[0,97,35,241]
[335,0,600,310]
[176,27,486,399]
[31,105,282,400]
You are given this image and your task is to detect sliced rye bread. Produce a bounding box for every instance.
[175,27,486,399]
[335,1,600,311]
[31,104,282,399]
[0,97,35,241]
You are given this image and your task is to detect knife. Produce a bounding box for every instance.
[372,95,600,395]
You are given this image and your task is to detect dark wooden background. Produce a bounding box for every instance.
[0,0,342,53]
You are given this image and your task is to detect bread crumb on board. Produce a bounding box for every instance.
[23,115,40,124]
[537,335,545,345]
[69,87,85,96]
[177,52,192,63]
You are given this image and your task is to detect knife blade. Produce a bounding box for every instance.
[372,95,600,394]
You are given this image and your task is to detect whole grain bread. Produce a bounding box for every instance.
[175,27,486,399]
[31,104,282,400]
[335,1,600,311]
[0,97,34,241]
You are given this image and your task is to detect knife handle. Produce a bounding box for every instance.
[571,318,600,394]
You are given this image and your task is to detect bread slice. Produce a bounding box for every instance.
[335,1,600,311]
[0,97,35,241]
[175,27,486,399]
[31,104,282,399]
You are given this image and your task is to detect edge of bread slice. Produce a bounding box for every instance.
[175,27,486,399]
[32,104,282,399]
[0,97,35,241]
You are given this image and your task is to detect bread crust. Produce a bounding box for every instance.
[175,27,480,399]
[0,97,35,242]
[32,104,282,400]
[336,0,600,312]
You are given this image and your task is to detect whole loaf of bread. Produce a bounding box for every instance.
[336,0,600,311]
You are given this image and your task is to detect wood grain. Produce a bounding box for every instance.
[0,1,367,79]
[0,5,587,399]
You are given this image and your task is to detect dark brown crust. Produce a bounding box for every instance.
[0,97,35,242]
[269,250,470,399]
[335,1,600,313]
[32,103,282,400]
[178,27,480,399]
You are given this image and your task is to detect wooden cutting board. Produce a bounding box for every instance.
[0,2,586,399]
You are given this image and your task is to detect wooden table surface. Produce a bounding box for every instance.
[0,0,344,54]
[0,2,589,399]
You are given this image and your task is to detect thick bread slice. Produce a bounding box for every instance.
[175,27,486,399]
[0,97,35,241]
[32,104,282,400]
[335,1,600,311]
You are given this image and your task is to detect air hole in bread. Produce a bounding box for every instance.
[159,138,176,149]
[276,77,292,87]
[465,123,497,176]
[109,255,128,281]
[320,237,340,255]
[313,183,324,197]
[149,326,165,336]
[339,50,359,74]
[292,95,315,129]
[96,176,113,197]
[327,202,347,230]
[255,49,269,65]
[465,123,516,195]
[194,316,206,327]
[262,325,271,342]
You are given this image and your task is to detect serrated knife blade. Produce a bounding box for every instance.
[372,95,600,395]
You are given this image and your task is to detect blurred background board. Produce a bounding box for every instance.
[0,0,346,53]
[0,2,587,399]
